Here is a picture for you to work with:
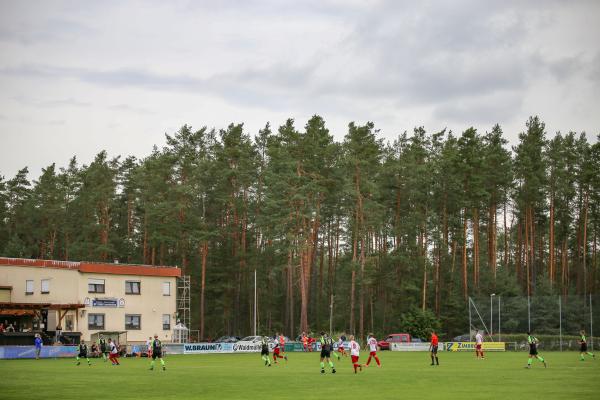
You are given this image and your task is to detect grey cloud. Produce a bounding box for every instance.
[432,92,523,125]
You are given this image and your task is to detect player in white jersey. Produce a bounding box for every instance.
[475,330,484,359]
[146,336,153,358]
[365,333,381,367]
[348,335,363,373]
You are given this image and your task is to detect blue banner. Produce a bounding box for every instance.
[0,345,78,359]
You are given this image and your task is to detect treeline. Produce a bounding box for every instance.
[0,116,599,338]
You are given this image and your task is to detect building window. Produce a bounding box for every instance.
[162,314,171,330]
[162,282,171,296]
[88,314,105,330]
[25,280,34,295]
[125,281,141,295]
[88,278,105,293]
[41,279,50,294]
[125,314,141,330]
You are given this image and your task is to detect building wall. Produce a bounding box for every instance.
[79,273,176,343]
[0,265,177,343]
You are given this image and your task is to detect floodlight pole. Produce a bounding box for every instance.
[468,297,473,341]
[590,294,594,351]
[253,269,257,336]
[329,294,334,336]
[498,295,501,342]
[490,293,495,340]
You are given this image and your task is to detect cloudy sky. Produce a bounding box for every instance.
[1,0,599,179]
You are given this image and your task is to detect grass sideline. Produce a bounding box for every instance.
[0,351,598,400]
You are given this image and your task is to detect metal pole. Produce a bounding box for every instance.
[329,294,334,336]
[253,269,257,336]
[590,294,594,351]
[490,293,495,340]
[468,297,473,341]
[498,296,501,342]
[527,295,531,332]
[559,295,562,351]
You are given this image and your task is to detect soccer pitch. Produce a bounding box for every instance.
[0,352,598,400]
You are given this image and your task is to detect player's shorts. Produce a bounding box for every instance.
[369,351,377,357]
[338,346,344,351]
[431,345,438,354]
[152,351,162,359]
[273,348,280,355]
[476,344,482,350]
[78,352,87,358]
[529,347,538,356]
[320,349,330,358]
[261,348,269,356]
[580,343,588,352]
[351,355,359,363]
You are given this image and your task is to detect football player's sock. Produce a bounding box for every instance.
[151,360,155,368]
[537,356,544,363]
[527,358,533,366]
[160,358,165,366]
[328,361,334,369]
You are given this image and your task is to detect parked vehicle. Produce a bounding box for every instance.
[378,333,419,350]
[215,336,241,343]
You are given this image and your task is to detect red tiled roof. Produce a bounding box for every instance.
[0,257,181,278]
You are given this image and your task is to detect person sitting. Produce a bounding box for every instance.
[6,324,15,332]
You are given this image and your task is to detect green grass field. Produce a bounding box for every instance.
[0,351,598,399]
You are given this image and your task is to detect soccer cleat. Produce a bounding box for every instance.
[321,369,325,374]
[430,363,434,366]
[332,369,336,374]
[149,367,154,370]
[162,366,166,371]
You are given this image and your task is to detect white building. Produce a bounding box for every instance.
[0,257,180,344]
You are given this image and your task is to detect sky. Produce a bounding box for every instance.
[1,0,599,180]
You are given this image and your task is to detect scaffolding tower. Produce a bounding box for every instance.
[177,275,191,329]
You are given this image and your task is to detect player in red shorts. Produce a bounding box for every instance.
[475,330,484,359]
[429,331,439,366]
[348,335,363,373]
[365,333,381,367]
[301,332,309,352]
[272,333,288,364]
[337,335,347,357]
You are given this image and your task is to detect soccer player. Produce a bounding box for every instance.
[348,335,362,373]
[149,334,166,371]
[272,334,288,364]
[99,337,108,362]
[329,335,340,360]
[365,333,381,367]
[337,335,347,357]
[475,329,484,359]
[260,336,272,366]
[76,340,91,366]
[302,332,309,352]
[146,336,153,358]
[429,331,439,366]
[318,331,336,374]
[108,338,120,366]
[525,332,546,368]
[579,330,595,361]
[278,332,287,358]
[34,333,43,360]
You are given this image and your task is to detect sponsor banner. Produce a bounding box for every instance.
[0,345,77,359]
[390,343,433,352]
[184,343,233,354]
[444,342,505,352]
